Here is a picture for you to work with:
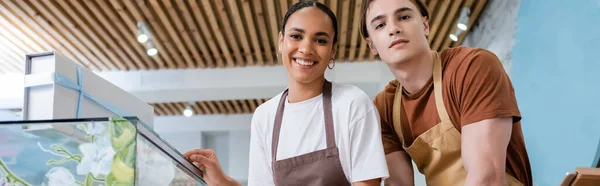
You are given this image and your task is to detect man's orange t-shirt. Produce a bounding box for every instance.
[373,47,532,186]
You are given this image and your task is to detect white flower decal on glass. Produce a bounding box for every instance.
[45,167,78,186]
[76,136,115,177]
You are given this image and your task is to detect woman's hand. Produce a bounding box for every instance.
[184,149,241,186]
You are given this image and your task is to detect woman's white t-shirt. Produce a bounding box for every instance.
[248,83,389,185]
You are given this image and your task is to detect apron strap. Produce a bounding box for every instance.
[272,89,288,161]
[271,80,335,161]
[322,80,335,149]
[391,51,451,145]
[432,51,451,122]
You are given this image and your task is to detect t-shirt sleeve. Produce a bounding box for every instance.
[373,91,403,155]
[247,111,275,186]
[349,108,390,182]
[457,49,522,126]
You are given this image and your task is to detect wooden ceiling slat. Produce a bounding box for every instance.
[199,101,212,115]
[162,0,206,69]
[252,0,275,65]
[53,0,128,71]
[18,0,111,71]
[189,0,225,68]
[248,99,258,111]
[231,100,243,114]
[318,0,325,4]
[427,0,451,45]
[166,103,181,115]
[240,0,264,66]
[454,0,487,47]
[0,29,30,58]
[200,1,236,67]
[223,100,235,114]
[108,0,166,69]
[62,0,138,71]
[176,102,188,115]
[265,0,279,63]
[0,14,49,52]
[357,37,368,61]
[150,0,197,68]
[78,0,146,70]
[0,16,38,53]
[0,34,26,60]
[240,100,251,113]
[329,0,339,16]
[175,0,215,68]
[206,101,220,114]
[213,0,245,67]
[427,0,438,16]
[191,102,204,115]
[135,0,187,69]
[335,0,351,61]
[0,0,98,71]
[433,0,463,51]
[0,44,24,72]
[215,101,227,114]
[256,99,265,106]
[368,51,375,61]
[279,0,288,19]
[152,104,166,116]
[347,0,363,62]
[157,103,173,115]
[37,0,123,71]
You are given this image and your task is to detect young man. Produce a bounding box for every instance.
[361,0,532,185]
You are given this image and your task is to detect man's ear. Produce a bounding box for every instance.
[366,38,379,56]
[423,16,430,37]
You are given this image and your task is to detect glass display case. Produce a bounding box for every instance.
[0,117,206,186]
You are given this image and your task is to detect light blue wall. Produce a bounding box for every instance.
[511,0,600,185]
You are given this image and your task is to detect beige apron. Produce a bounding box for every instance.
[392,51,523,186]
[271,80,351,186]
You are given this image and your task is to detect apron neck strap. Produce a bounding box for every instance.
[432,51,451,122]
[392,51,451,141]
[271,80,335,161]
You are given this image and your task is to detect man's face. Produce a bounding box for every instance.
[364,0,430,65]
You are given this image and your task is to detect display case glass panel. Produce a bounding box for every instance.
[0,117,206,186]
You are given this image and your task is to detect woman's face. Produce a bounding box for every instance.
[278,7,336,84]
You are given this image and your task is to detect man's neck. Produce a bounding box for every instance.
[287,77,325,103]
[387,50,434,94]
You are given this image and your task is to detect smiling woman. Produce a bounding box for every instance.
[184,1,389,186]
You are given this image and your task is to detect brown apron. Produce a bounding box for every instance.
[271,80,351,186]
[392,51,523,186]
[271,80,350,186]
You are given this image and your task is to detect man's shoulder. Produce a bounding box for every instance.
[441,46,501,66]
[373,80,398,116]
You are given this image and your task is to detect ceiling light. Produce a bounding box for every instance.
[183,108,193,117]
[137,34,148,43]
[137,22,153,43]
[457,7,471,31]
[147,48,158,56]
[449,34,458,41]
[145,42,158,56]
[183,103,193,117]
[457,23,467,31]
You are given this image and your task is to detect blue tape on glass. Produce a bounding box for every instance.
[25,65,130,118]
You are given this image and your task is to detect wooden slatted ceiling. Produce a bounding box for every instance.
[0,0,487,74]
[151,98,270,116]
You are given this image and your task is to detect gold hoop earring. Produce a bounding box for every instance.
[327,59,335,69]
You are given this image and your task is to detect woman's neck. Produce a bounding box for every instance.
[287,77,325,103]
